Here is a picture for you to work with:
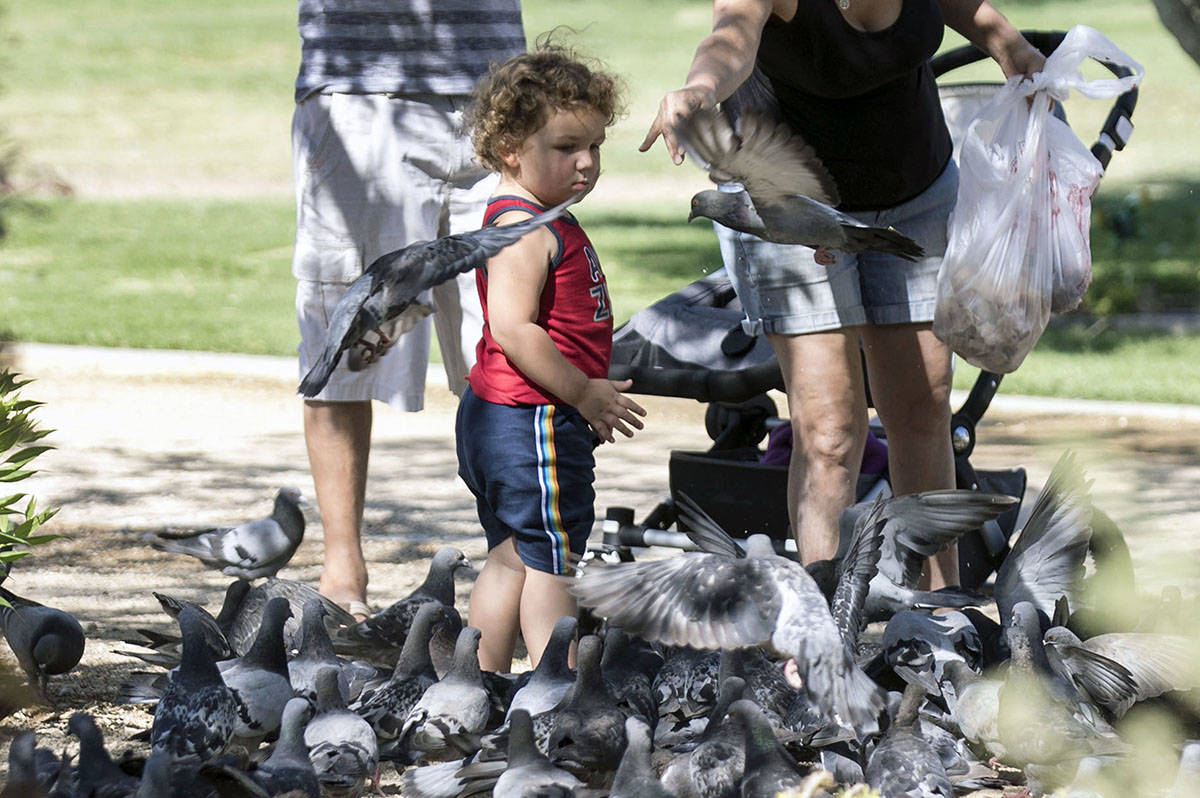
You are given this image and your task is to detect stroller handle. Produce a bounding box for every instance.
[609,360,784,403]
[930,29,1139,171]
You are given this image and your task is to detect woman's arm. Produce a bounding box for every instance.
[938,0,1045,79]
[640,0,786,163]
[486,213,645,442]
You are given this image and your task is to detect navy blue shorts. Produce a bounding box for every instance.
[456,386,597,574]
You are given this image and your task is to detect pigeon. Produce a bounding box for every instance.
[609,716,674,798]
[68,712,142,797]
[873,610,984,693]
[120,582,249,667]
[200,697,321,798]
[230,578,356,657]
[726,698,809,798]
[1042,626,1196,719]
[2,730,49,798]
[505,614,578,721]
[220,596,296,750]
[601,625,662,730]
[674,106,925,259]
[303,666,378,797]
[331,547,470,666]
[996,602,1129,785]
[0,585,85,698]
[398,626,492,763]
[350,602,458,754]
[659,675,749,798]
[298,191,582,396]
[483,708,586,798]
[652,645,721,732]
[994,451,1094,627]
[865,683,954,798]
[146,488,308,579]
[939,660,1004,758]
[1168,741,1200,798]
[289,599,352,706]
[570,531,887,737]
[150,606,238,763]
[546,634,629,781]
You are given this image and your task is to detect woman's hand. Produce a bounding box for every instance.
[1000,34,1046,81]
[640,85,718,164]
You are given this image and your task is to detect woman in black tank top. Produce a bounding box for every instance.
[641,0,1042,587]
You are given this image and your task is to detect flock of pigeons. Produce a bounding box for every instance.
[3,451,1199,797]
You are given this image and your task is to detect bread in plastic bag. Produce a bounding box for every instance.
[933,25,1144,373]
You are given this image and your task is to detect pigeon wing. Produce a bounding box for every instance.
[995,452,1093,623]
[299,192,579,397]
[568,554,782,651]
[675,492,745,559]
[674,107,839,205]
[1084,633,1198,703]
[881,491,1019,588]
[830,500,884,650]
[1046,638,1140,711]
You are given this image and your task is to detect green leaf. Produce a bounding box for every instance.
[0,551,30,563]
[22,533,64,545]
[5,446,53,468]
[0,468,35,483]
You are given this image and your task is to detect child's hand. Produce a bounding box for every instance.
[576,378,647,444]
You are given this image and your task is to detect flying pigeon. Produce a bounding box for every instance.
[674,107,925,260]
[0,584,85,699]
[568,532,887,737]
[147,488,308,580]
[298,191,582,397]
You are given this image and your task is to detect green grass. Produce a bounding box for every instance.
[1,0,1198,403]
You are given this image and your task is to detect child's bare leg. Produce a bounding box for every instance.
[467,536,524,672]
[520,568,578,669]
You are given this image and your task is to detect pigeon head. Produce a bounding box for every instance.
[431,547,473,574]
[688,189,762,229]
[1042,625,1083,648]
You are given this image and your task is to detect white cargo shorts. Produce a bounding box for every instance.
[292,92,497,410]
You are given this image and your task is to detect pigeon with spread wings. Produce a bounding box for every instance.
[298,191,582,397]
[675,107,925,261]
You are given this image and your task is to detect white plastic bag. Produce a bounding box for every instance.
[933,25,1144,373]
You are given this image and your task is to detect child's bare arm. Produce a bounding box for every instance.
[486,214,646,443]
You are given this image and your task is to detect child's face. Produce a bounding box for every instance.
[502,106,607,206]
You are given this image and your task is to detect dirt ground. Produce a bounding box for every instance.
[2,342,1199,790]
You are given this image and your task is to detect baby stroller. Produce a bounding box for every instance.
[596,31,1140,590]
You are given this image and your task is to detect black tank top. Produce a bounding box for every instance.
[752,0,952,210]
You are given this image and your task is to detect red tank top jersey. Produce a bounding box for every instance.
[466,195,613,406]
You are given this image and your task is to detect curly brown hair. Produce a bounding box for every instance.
[468,42,625,173]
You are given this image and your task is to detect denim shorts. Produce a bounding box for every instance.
[717,161,959,335]
[456,387,597,575]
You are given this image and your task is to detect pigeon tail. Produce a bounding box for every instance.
[840,224,925,261]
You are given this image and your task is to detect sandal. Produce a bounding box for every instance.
[346,601,372,622]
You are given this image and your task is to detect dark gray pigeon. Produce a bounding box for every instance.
[229,578,356,657]
[659,675,748,798]
[546,634,628,781]
[221,596,296,750]
[876,609,984,694]
[2,730,50,798]
[68,712,142,797]
[995,451,1094,627]
[0,584,85,699]
[200,697,321,798]
[147,488,308,580]
[571,530,887,737]
[304,666,378,797]
[289,599,351,706]
[298,191,581,396]
[675,107,924,259]
[150,606,238,763]
[331,547,470,666]
[865,682,954,798]
[120,581,249,668]
[609,716,673,798]
[726,698,809,798]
